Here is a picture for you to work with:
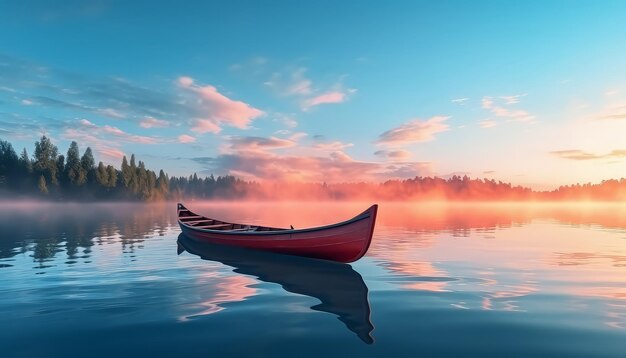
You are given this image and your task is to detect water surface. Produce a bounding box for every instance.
[1,202,626,357]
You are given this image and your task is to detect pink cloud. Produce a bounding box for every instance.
[102,125,157,144]
[481,97,494,109]
[312,141,354,151]
[191,119,222,134]
[191,133,431,182]
[178,76,264,133]
[100,148,125,160]
[103,125,125,135]
[194,85,263,127]
[261,67,355,111]
[196,150,432,183]
[63,119,159,163]
[140,117,169,128]
[62,128,124,165]
[377,116,450,146]
[97,108,125,119]
[79,119,96,127]
[178,134,196,144]
[178,76,194,87]
[288,132,307,141]
[302,91,347,110]
[491,107,534,122]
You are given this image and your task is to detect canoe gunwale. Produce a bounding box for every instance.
[177,206,375,236]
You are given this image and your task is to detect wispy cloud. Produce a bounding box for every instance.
[451,97,469,105]
[191,151,432,182]
[62,119,160,163]
[374,149,412,160]
[178,76,264,133]
[500,94,527,105]
[79,119,158,144]
[264,67,312,96]
[191,120,222,134]
[550,149,626,161]
[260,64,355,111]
[479,119,497,128]
[0,54,185,125]
[0,113,66,139]
[377,116,450,146]
[99,148,125,160]
[301,90,354,111]
[482,95,535,122]
[178,134,196,143]
[97,108,125,119]
[0,55,267,138]
[226,136,297,152]
[229,56,269,73]
[312,141,354,151]
[187,132,431,182]
[139,117,169,128]
[272,113,298,129]
[284,68,312,96]
[596,104,626,121]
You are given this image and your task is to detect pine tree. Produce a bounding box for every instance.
[66,141,85,186]
[121,156,132,188]
[95,161,109,187]
[33,135,59,185]
[157,169,169,196]
[147,170,157,199]
[106,165,117,188]
[0,140,19,188]
[137,160,149,199]
[129,154,139,194]
[80,147,95,177]
[56,155,65,187]
[20,148,32,174]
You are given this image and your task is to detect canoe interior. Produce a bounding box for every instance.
[177,204,287,232]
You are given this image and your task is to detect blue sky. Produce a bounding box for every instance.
[1,1,626,188]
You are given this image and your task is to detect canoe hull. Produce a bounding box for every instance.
[178,205,377,263]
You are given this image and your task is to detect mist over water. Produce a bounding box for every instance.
[1,202,626,357]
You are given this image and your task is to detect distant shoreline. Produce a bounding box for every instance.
[2,136,626,202]
[1,197,626,204]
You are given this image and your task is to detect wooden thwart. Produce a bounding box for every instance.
[192,223,232,229]
[184,220,215,225]
[179,215,203,220]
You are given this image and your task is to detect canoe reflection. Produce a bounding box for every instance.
[177,234,375,344]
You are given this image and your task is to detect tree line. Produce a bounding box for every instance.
[0,136,244,200]
[1,136,625,201]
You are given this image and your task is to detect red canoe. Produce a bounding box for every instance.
[177,203,378,263]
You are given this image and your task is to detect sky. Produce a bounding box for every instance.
[1,0,625,189]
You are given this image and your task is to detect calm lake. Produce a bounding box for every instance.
[1,202,626,357]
